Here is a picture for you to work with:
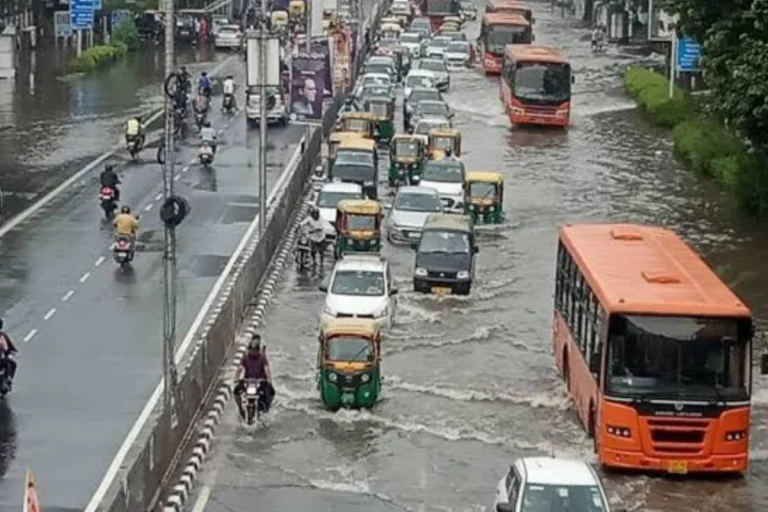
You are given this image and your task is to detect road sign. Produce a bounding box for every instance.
[111,9,132,29]
[54,10,72,37]
[94,0,102,9]
[70,0,95,30]
[676,36,701,72]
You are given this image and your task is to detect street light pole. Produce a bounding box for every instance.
[258,0,268,235]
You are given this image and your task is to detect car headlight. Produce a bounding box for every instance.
[373,306,388,318]
[324,304,337,316]
[328,372,338,382]
[361,373,370,383]
[415,267,427,276]
[457,270,470,279]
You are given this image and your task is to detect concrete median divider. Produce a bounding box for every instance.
[92,3,390,511]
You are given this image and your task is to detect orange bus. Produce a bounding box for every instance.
[554,223,754,475]
[478,13,532,74]
[484,0,534,24]
[500,44,572,127]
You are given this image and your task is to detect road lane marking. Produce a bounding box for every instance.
[62,290,75,302]
[155,193,163,201]
[84,132,308,512]
[144,203,154,211]
[95,256,106,267]
[23,329,38,342]
[43,308,56,320]
[182,166,190,173]
[79,272,91,283]
[174,175,181,181]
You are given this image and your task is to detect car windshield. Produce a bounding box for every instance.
[394,192,442,212]
[362,85,390,97]
[334,163,375,182]
[607,315,750,401]
[379,38,399,48]
[365,64,392,76]
[336,150,373,165]
[394,139,421,157]
[422,162,463,182]
[469,181,497,198]
[401,33,421,43]
[410,89,441,103]
[447,41,469,53]
[416,102,449,117]
[366,101,389,116]
[430,37,451,47]
[318,190,362,208]
[331,270,385,295]
[520,483,607,512]
[220,26,239,34]
[415,121,449,135]
[406,75,434,88]
[430,136,455,152]
[419,230,470,254]
[514,62,572,103]
[363,75,391,86]
[420,60,447,73]
[327,336,374,362]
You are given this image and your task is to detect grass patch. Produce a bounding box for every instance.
[66,20,139,73]
[622,67,693,127]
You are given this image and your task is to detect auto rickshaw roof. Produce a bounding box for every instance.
[467,171,504,184]
[337,199,382,214]
[322,318,381,339]
[339,137,376,151]
[424,213,473,232]
[380,22,402,31]
[290,0,304,4]
[342,111,377,120]
[271,10,288,17]
[444,15,462,22]
[381,16,402,24]
[329,131,364,143]
[429,127,461,138]
[392,134,424,144]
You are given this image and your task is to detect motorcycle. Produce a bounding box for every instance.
[99,186,118,220]
[199,143,214,167]
[223,93,235,115]
[0,354,14,397]
[127,137,143,161]
[295,233,311,270]
[113,234,135,269]
[194,111,206,131]
[242,378,269,425]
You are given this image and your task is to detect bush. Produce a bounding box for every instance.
[67,43,129,73]
[112,19,139,51]
[622,67,693,127]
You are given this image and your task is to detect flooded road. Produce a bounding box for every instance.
[0,45,231,220]
[177,4,768,512]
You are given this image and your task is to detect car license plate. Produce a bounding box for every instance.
[431,286,452,295]
[342,392,354,404]
[407,232,420,238]
[667,460,688,474]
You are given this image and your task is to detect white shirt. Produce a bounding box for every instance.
[200,127,217,142]
[223,78,235,95]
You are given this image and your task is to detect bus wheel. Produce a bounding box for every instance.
[588,403,598,452]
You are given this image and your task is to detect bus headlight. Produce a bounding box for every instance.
[725,430,747,441]
[606,425,631,438]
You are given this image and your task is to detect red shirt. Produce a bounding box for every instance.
[241,352,268,379]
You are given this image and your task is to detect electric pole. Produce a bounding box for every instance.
[258,0,268,235]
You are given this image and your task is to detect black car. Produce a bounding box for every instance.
[175,14,196,42]
[134,12,164,41]
[412,214,478,295]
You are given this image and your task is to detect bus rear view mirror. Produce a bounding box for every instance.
[571,75,575,84]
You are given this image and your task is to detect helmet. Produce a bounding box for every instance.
[204,121,212,128]
[310,208,320,220]
[104,164,115,172]
[248,334,261,351]
[121,205,131,214]
[201,71,208,77]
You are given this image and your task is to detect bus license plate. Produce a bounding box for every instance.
[667,461,688,474]
[431,286,452,295]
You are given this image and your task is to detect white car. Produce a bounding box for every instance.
[444,40,471,69]
[400,31,427,58]
[354,72,393,98]
[494,457,623,512]
[403,69,436,99]
[425,35,452,59]
[246,86,289,126]
[416,58,450,91]
[418,158,465,213]
[315,182,364,241]
[319,255,399,329]
[211,15,229,37]
[386,186,443,244]
[390,0,411,16]
[214,24,242,49]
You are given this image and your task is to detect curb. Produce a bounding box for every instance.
[161,168,318,512]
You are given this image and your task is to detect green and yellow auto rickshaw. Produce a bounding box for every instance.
[389,135,425,187]
[270,10,288,30]
[289,0,305,21]
[365,98,395,144]
[334,199,382,258]
[464,171,505,224]
[379,22,402,40]
[336,112,376,140]
[333,137,379,198]
[317,318,382,410]
[427,128,462,158]
[381,16,405,28]
[327,131,362,174]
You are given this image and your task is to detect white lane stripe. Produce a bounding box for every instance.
[23,329,38,342]
[84,133,308,512]
[174,175,181,181]
[182,166,190,173]
[62,290,75,302]
[95,256,106,267]
[144,203,154,211]
[43,308,56,320]
[155,193,163,201]
[79,272,90,283]
[191,468,218,512]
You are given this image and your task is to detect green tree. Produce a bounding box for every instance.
[112,18,140,51]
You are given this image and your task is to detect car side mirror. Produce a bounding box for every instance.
[571,75,575,84]
[760,353,768,375]
[496,504,514,512]
[390,287,399,295]
[589,349,602,374]
[531,34,536,41]
[410,241,419,251]
[318,284,328,292]
[472,246,479,254]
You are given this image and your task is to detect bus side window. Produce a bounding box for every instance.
[564,254,574,324]
[575,273,585,352]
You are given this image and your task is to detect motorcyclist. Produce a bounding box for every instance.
[198,71,212,97]
[178,65,192,93]
[125,116,145,149]
[99,164,121,202]
[113,205,139,248]
[194,92,210,115]
[299,206,326,264]
[200,121,218,154]
[222,74,236,110]
[0,319,18,390]
[233,334,275,418]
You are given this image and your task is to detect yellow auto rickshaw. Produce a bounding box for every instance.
[327,131,362,174]
[289,0,305,19]
[336,112,376,140]
[444,15,462,27]
[381,16,405,28]
[439,21,461,33]
[334,199,383,259]
[389,134,426,186]
[270,10,288,29]
[428,128,462,158]
[379,22,402,39]
[464,171,505,224]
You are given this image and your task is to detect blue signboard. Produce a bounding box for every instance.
[677,37,701,72]
[111,8,132,29]
[94,0,102,9]
[70,0,95,30]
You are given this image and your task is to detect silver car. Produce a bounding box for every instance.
[387,186,443,244]
[410,100,453,130]
[400,32,426,58]
[417,58,450,91]
[425,36,453,59]
[444,40,471,69]
[214,24,242,49]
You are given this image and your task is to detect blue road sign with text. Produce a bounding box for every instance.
[677,37,701,72]
[70,0,95,30]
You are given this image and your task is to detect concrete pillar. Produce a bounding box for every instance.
[0,25,17,78]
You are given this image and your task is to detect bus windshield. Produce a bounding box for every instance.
[607,315,750,402]
[514,62,571,103]
[485,25,530,54]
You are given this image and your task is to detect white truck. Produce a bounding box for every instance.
[245,85,289,127]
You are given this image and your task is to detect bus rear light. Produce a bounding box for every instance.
[725,431,747,441]
[555,109,569,118]
[607,425,631,438]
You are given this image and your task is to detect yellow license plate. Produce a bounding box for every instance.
[431,286,452,295]
[667,461,688,474]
